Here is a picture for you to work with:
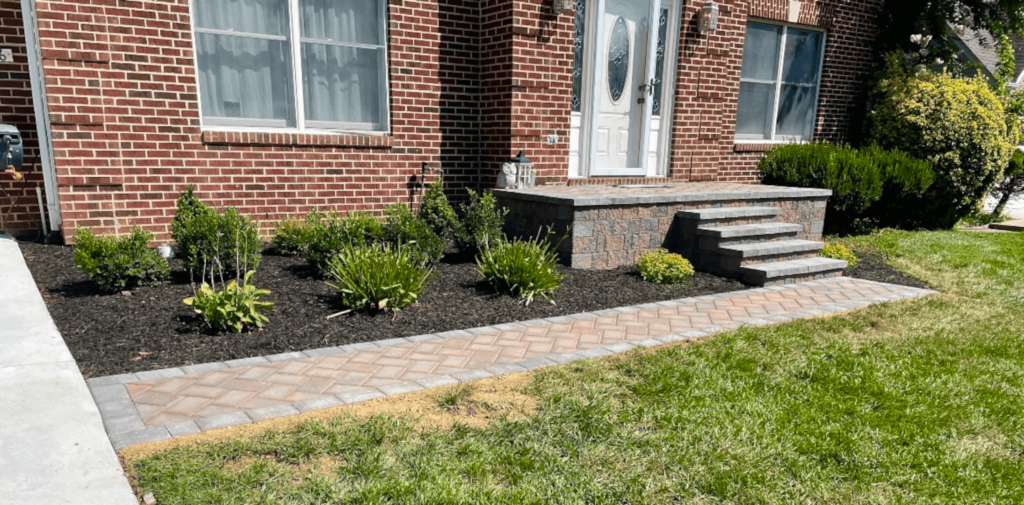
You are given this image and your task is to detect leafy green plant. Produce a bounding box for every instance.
[759,143,933,234]
[870,56,1016,229]
[636,249,694,285]
[171,185,262,280]
[183,270,274,333]
[303,210,384,277]
[72,226,170,292]
[383,203,446,264]
[327,242,436,311]
[419,179,458,238]
[456,189,508,252]
[476,230,566,305]
[269,213,320,256]
[819,243,858,268]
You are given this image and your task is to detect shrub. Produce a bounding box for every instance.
[456,189,508,251]
[419,179,458,238]
[820,243,858,268]
[183,270,274,333]
[171,186,262,279]
[269,214,319,256]
[72,226,170,292]
[476,230,566,305]
[327,242,436,311]
[303,210,384,277]
[870,57,1016,228]
[383,203,446,264]
[636,249,694,285]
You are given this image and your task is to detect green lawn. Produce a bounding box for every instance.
[129,230,1024,504]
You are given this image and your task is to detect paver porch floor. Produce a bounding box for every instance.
[88,277,934,449]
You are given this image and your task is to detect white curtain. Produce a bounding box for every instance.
[194,0,294,122]
[300,0,384,127]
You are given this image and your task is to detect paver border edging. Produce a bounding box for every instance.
[87,278,936,449]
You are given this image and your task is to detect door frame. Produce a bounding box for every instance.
[575,0,682,179]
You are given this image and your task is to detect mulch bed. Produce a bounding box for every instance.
[18,242,926,378]
[845,252,930,290]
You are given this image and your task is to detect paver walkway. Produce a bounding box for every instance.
[0,235,137,505]
[89,277,934,449]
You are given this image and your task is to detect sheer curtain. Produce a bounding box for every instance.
[194,0,295,124]
[300,0,385,128]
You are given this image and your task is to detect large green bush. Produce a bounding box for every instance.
[171,185,262,280]
[870,58,1016,228]
[759,143,932,234]
[73,226,170,292]
[383,203,445,264]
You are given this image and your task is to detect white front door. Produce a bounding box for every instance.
[571,0,681,179]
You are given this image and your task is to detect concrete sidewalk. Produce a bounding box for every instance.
[0,235,137,504]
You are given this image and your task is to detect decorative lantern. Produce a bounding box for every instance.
[698,1,719,33]
[497,150,536,190]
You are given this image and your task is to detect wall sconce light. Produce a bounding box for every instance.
[698,1,719,32]
[551,0,574,15]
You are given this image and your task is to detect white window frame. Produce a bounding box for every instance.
[189,0,392,136]
[735,20,826,144]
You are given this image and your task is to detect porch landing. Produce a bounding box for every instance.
[494,183,832,281]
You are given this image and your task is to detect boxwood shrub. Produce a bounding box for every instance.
[73,226,170,292]
[171,185,262,280]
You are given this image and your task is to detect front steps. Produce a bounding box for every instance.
[674,207,846,286]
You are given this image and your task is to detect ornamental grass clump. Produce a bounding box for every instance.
[477,229,566,306]
[72,226,170,292]
[636,249,694,285]
[819,242,858,268]
[183,270,273,333]
[327,242,436,312]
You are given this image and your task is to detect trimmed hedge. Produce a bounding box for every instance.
[758,143,932,234]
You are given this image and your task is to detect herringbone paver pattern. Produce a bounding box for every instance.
[88,277,934,448]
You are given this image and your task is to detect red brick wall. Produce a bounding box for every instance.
[34,0,457,243]
[28,0,881,242]
[0,0,45,236]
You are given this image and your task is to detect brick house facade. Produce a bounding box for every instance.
[0,0,881,242]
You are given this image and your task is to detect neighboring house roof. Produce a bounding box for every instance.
[951,26,1024,87]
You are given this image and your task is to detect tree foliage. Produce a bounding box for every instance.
[876,0,1024,64]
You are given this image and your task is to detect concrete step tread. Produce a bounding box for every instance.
[696,222,804,238]
[740,258,848,279]
[676,206,781,221]
[718,239,824,258]
[990,220,1024,232]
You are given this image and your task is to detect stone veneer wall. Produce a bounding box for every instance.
[497,191,828,270]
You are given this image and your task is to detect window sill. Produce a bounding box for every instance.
[733,140,807,153]
[201,130,393,149]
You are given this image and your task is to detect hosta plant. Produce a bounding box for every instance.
[73,226,170,292]
[636,249,694,285]
[327,242,436,311]
[184,270,274,333]
[476,229,566,306]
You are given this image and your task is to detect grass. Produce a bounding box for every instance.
[127,230,1024,504]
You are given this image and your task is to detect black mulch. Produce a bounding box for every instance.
[845,252,930,290]
[18,242,927,378]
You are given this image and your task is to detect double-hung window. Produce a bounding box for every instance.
[735,22,824,142]
[192,0,390,132]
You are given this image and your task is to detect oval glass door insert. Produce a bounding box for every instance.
[607,16,629,102]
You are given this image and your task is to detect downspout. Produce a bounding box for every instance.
[20,0,61,234]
